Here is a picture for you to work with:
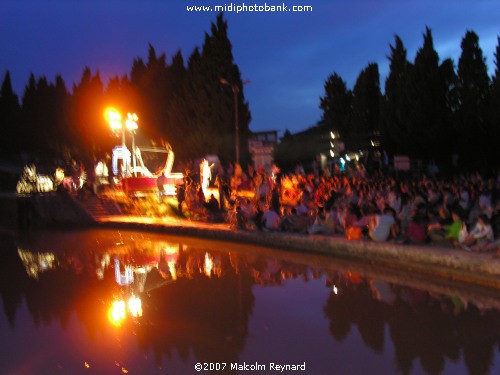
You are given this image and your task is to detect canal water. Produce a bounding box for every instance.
[0,228,499,375]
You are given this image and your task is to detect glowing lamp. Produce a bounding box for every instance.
[125,113,138,132]
[110,300,126,326]
[128,296,142,318]
[105,108,123,132]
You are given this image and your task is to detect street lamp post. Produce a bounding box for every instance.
[220,78,249,165]
[125,113,139,176]
[105,108,139,177]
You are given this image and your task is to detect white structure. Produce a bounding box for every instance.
[114,257,134,286]
[200,158,212,198]
[112,145,131,177]
[248,131,278,172]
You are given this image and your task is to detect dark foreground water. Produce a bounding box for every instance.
[0,229,499,375]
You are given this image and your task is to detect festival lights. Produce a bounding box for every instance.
[104,107,140,177]
[104,108,122,132]
[108,295,143,326]
[204,252,214,277]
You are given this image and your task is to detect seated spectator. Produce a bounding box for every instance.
[398,192,413,234]
[445,208,467,246]
[368,207,396,242]
[205,194,219,212]
[463,214,494,252]
[262,206,281,231]
[307,207,330,235]
[479,188,493,217]
[295,198,309,216]
[324,205,343,234]
[280,208,309,233]
[280,207,296,232]
[343,203,361,233]
[385,207,401,240]
[403,208,427,244]
[241,198,256,220]
[428,207,464,247]
[197,185,205,205]
[235,206,247,230]
[427,206,453,246]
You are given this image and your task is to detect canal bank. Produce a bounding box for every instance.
[96,215,500,289]
[3,191,500,289]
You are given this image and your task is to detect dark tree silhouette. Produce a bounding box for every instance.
[0,71,21,158]
[489,36,500,162]
[455,31,490,168]
[320,73,352,147]
[351,62,381,148]
[380,35,413,155]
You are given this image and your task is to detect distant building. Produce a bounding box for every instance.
[275,125,333,172]
[275,123,381,173]
[248,131,278,172]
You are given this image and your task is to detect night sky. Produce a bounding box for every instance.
[1,0,499,135]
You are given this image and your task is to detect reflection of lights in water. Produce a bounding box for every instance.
[332,285,338,295]
[204,253,213,277]
[168,261,177,280]
[128,296,142,318]
[114,258,134,286]
[96,253,110,280]
[160,244,179,280]
[164,245,177,254]
[17,249,56,279]
[96,268,104,280]
[109,295,142,326]
[163,244,179,280]
[110,300,126,326]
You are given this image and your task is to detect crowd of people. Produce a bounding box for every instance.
[179,159,500,258]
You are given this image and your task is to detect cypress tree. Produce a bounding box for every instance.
[163,50,187,154]
[20,74,38,156]
[438,58,459,169]
[456,30,490,168]
[381,35,413,155]
[408,27,447,161]
[0,71,20,158]
[351,63,381,149]
[319,73,352,148]
[489,36,500,162]
[184,13,251,163]
[71,67,105,160]
[52,75,72,160]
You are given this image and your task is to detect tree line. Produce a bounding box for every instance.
[319,28,500,171]
[0,13,251,166]
[1,19,499,173]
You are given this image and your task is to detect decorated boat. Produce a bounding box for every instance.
[112,143,183,196]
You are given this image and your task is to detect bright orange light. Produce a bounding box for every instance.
[128,296,142,318]
[125,113,138,131]
[104,108,122,132]
[109,300,126,326]
[204,253,214,277]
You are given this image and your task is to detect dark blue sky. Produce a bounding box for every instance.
[1,0,499,135]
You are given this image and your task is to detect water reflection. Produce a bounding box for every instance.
[1,229,499,374]
[323,273,500,375]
